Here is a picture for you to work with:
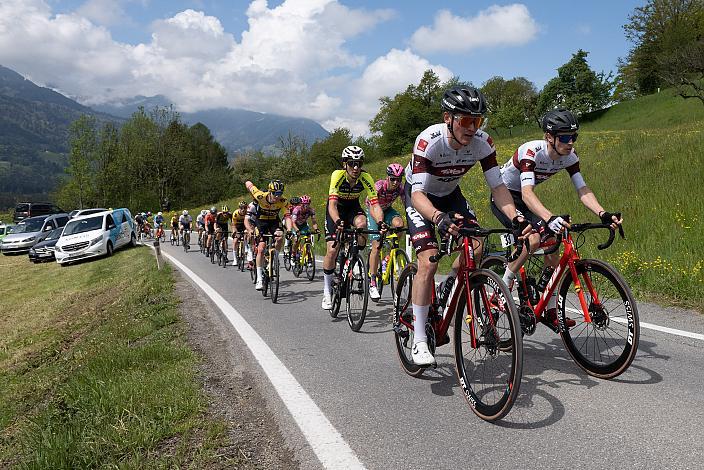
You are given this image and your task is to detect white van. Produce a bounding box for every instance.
[55,208,137,265]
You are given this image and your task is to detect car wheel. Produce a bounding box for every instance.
[130,232,137,247]
[106,241,114,257]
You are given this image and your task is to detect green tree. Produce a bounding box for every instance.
[63,115,98,209]
[481,76,538,133]
[309,128,353,173]
[537,50,613,117]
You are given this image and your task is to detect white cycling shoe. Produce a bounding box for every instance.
[369,285,381,301]
[412,341,435,366]
[255,279,264,291]
[321,293,332,310]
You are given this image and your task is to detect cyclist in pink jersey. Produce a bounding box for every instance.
[491,108,623,329]
[290,195,319,256]
[367,163,406,301]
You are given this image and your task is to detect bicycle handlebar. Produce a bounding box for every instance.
[568,222,624,250]
[429,227,525,263]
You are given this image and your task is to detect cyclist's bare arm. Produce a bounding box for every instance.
[491,184,521,221]
[328,199,341,224]
[577,186,622,226]
[368,202,384,227]
[521,184,554,222]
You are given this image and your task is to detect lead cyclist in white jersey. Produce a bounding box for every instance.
[403,86,527,366]
[490,108,623,329]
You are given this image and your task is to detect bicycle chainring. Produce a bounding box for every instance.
[519,304,537,335]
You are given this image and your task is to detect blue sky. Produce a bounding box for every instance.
[2,1,643,134]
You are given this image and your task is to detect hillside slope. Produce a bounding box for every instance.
[214,91,704,307]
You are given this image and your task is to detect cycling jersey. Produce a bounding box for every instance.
[291,205,316,227]
[155,215,164,225]
[170,216,179,227]
[246,202,259,222]
[328,169,379,206]
[204,213,216,227]
[404,123,501,197]
[196,214,205,227]
[500,140,586,192]
[366,178,404,210]
[179,214,192,227]
[215,212,231,228]
[232,209,247,226]
[249,184,287,221]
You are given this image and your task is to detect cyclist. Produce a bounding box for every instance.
[135,212,144,234]
[245,180,288,290]
[204,207,217,253]
[367,163,407,301]
[179,210,193,245]
[491,108,623,329]
[290,194,319,259]
[170,212,179,240]
[244,200,259,267]
[196,209,207,245]
[232,201,248,263]
[403,86,527,366]
[321,146,386,310]
[215,205,232,256]
[283,196,301,253]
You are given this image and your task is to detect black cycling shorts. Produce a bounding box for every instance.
[490,190,543,229]
[325,201,366,242]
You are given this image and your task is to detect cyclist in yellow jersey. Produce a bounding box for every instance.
[231,201,248,263]
[321,146,386,310]
[245,179,287,290]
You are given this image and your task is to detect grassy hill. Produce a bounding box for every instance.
[214,90,703,308]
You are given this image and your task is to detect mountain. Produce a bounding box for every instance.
[0,65,121,209]
[93,97,330,155]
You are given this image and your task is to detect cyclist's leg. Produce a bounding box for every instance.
[367,208,382,285]
[322,206,343,306]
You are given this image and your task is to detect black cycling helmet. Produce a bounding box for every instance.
[542,108,579,134]
[441,86,487,116]
[290,196,302,205]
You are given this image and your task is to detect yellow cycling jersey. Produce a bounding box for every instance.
[249,184,288,221]
[170,216,178,225]
[328,169,378,205]
[215,212,231,225]
[232,209,247,225]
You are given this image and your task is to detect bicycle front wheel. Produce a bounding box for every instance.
[392,262,425,377]
[389,249,410,304]
[454,269,523,422]
[558,259,640,379]
[304,242,316,281]
[283,244,292,271]
[347,255,369,332]
[271,251,280,304]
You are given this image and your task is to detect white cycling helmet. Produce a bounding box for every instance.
[182,210,188,216]
[157,211,162,216]
[341,145,364,163]
[201,210,207,216]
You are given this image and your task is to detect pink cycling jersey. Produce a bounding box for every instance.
[366,179,405,210]
[291,205,316,226]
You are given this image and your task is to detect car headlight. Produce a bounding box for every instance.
[89,235,103,246]
[22,237,36,243]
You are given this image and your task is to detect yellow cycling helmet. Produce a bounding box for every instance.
[221,205,229,212]
[268,179,284,193]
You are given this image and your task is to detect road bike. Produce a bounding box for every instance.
[170,228,179,246]
[258,233,281,303]
[328,227,377,332]
[394,226,524,422]
[155,224,166,242]
[368,228,409,304]
[283,232,293,272]
[234,231,247,271]
[182,228,191,252]
[216,228,229,268]
[292,231,319,281]
[481,220,639,379]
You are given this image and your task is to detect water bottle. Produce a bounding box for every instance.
[381,254,389,273]
[536,266,555,293]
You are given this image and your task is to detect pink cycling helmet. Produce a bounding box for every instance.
[300,195,311,204]
[386,163,405,178]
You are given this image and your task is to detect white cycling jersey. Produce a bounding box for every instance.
[179,214,192,225]
[196,214,204,226]
[404,123,502,197]
[500,139,586,192]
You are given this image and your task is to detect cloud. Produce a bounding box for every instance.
[76,0,132,27]
[410,4,539,54]
[0,0,445,135]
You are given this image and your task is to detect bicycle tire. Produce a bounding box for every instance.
[558,259,640,379]
[238,241,246,271]
[271,251,280,304]
[392,262,425,377]
[250,257,257,284]
[389,249,410,304]
[210,245,216,264]
[454,269,523,422]
[262,265,269,297]
[304,242,316,281]
[367,249,384,299]
[283,244,292,271]
[171,232,175,246]
[346,254,369,332]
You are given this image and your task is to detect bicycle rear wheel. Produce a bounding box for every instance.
[392,262,425,377]
[237,241,246,271]
[558,259,640,379]
[347,255,369,331]
[454,269,523,422]
[271,251,280,303]
[304,242,316,281]
[389,249,410,304]
[330,275,343,318]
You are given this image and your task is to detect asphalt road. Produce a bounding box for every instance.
[156,239,704,470]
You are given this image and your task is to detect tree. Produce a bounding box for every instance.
[618,0,704,97]
[309,128,353,174]
[481,76,538,133]
[64,115,98,209]
[537,50,613,118]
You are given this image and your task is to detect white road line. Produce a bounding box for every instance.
[159,250,366,470]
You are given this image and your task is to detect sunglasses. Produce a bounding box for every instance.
[346,161,362,168]
[453,114,484,129]
[272,191,283,197]
[388,177,401,182]
[556,133,578,144]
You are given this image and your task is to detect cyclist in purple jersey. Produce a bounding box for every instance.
[366,163,407,301]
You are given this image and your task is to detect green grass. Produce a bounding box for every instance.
[0,248,234,468]
[211,90,703,309]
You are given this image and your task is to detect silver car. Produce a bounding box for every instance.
[0,213,69,255]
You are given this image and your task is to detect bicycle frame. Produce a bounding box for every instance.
[378,233,400,286]
[518,232,598,325]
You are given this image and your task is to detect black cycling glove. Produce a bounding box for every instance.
[435,211,455,238]
[600,211,620,224]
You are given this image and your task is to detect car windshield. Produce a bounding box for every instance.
[46,228,64,241]
[0,227,5,236]
[13,219,45,233]
[63,216,103,235]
